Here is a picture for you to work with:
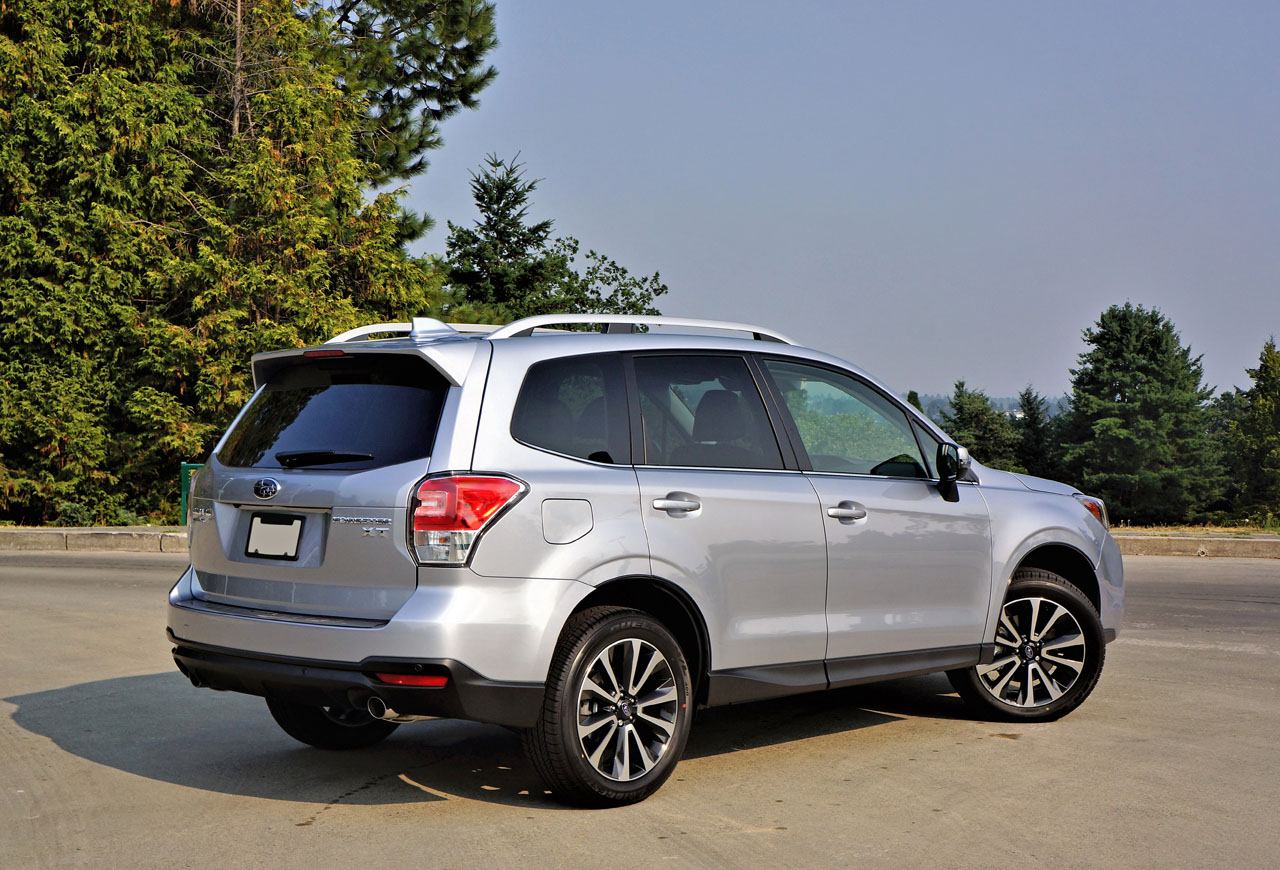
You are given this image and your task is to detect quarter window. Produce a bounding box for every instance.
[633,355,783,470]
[511,354,629,464]
[764,359,927,478]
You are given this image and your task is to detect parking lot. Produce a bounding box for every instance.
[2,551,1277,869]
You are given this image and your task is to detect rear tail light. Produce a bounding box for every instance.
[410,474,526,564]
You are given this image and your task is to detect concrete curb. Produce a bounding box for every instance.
[1112,532,1280,559]
[2,527,1277,558]
[0,527,188,554]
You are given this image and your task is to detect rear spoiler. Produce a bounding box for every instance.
[250,340,482,388]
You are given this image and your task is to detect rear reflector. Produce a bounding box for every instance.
[374,673,448,688]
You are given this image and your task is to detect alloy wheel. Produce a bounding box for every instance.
[575,638,680,782]
[977,596,1088,708]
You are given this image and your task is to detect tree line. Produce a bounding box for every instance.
[0,1,661,525]
[1,3,1274,529]
[928,304,1280,527]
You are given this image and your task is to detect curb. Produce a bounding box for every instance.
[2,528,1278,559]
[1112,533,1280,559]
[0,527,188,554]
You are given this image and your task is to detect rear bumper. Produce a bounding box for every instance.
[169,630,544,728]
[168,564,592,684]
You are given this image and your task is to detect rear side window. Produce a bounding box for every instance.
[633,355,784,470]
[511,354,630,464]
[218,355,447,470]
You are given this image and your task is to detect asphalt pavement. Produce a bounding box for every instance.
[1,552,1277,869]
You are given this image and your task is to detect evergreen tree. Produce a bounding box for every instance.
[1207,389,1245,514]
[1060,303,1218,524]
[938,380,1021,472]
[444,155,667,320]
[906,390,923,412]
[328,2,498,191]
[1228,338,1280,516]
[1013,386,1055,479]
[0,0,445,524]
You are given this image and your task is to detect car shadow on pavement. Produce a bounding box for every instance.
[5,670,968,809]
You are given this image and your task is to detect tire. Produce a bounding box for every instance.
[265,697,399,750]
[947,568,1106,722]
[523,606,693,807]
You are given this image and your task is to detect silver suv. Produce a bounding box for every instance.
[169,314,1123,806]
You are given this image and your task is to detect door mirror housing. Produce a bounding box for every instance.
[936,443,971,501]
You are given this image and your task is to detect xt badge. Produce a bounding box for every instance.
[362,527,388,538]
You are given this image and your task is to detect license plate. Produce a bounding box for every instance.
[245,513,303,560]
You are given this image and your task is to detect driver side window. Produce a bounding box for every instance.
[764,359,927,478]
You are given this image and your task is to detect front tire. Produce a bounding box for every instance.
[265,697,399,750]
[523,607,693,807]
[948,568,1106,721]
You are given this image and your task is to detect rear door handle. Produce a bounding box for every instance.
[653,497,701,513]
[826,501,867,523]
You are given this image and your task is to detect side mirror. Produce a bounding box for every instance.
[936,443,970,502]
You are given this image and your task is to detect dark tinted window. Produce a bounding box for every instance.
[218,355,447,469]
[634,355,783,470]
[511,354,629,464]
[764,359,927,478]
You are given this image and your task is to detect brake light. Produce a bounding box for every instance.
[411,475,525,564]
[302,349,347,358]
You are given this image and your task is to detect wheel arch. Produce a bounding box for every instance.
[571,575,712,706]
[1014,544,1101,612]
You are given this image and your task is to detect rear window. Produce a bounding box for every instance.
[217,354,448,470]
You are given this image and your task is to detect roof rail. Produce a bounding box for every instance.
[487,314,796,344]
[327,317,456,344]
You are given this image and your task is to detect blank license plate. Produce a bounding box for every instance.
[246,513,303,560]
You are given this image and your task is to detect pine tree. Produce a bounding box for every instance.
[1228,338,1280,516]
[444,155,667,320]
[329,2,498,191]
[938,381,1021,472]
[906,390,923,412]
[1013,386,1055,479]
[0,0,446,524]
[1060,303,1218,524]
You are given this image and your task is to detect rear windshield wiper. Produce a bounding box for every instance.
[274,450,375,468]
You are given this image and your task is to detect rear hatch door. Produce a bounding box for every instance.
[188,351,453,620]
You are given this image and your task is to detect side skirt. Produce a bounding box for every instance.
[706,644,993,707]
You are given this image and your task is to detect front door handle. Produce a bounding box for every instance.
[653,496,701,513]
[826,501,867,523]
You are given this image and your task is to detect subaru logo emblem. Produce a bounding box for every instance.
[253,478,281,500]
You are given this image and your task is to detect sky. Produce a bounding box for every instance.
[405,0,1280,398]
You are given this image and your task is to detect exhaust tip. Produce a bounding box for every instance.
[366,696,391,719]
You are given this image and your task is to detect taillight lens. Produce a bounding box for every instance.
[1074,494,1109,529]
[411,475,525,564]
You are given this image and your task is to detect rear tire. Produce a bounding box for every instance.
[265,697,399,750]
[523,607,693,807]
[948,568,1106,722]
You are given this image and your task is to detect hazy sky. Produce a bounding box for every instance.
[406,1,1280,398]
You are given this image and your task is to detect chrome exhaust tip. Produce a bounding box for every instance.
[366,696,432,723]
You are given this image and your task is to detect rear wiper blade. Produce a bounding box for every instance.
[274,450,375,468]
